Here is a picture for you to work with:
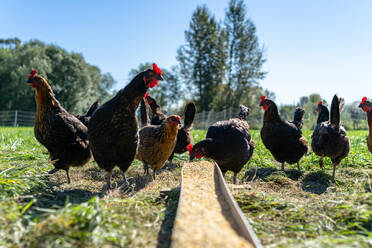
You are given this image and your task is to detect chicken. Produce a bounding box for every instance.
[238,105,251,120]
[144,95,196,162]
[75,101,99,126]
[358,97,372,154]
[259,96,308,171]
[168,102,196,163]
[27,70,92,183]
[188,105,254,184]
[88,63,163,189]
[137,101,181,178]
[145,94,166,125]
[311,95,350,178]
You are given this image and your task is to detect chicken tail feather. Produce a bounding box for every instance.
[140,99,150,127]
[330,94,340,128]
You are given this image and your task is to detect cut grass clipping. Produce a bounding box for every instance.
[0,127,371,247]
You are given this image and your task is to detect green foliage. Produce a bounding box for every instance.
[177,1,268,113]
[223,0,267,108]
[177,5,228,111]
[0,39,115,113]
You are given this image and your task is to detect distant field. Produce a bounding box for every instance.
[0,127,371,247]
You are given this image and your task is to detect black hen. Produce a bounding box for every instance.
[145,95,167,125]
[168,102,196,163]
[316,101,329,124]
[75,101,99,126]
[188,106,254,184]
[88,64,163,189]
[311,95,350,178]
[260,96,308,171]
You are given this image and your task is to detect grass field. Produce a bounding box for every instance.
[0,127,371,247]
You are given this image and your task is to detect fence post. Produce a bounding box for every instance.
[14,110,18,127]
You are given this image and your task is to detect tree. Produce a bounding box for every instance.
[177,5,227,111]
[224,0,266,108]
[0,39,115,113]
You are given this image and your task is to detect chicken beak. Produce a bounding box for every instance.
[176,119,181,124]
[27,79,32,84]
[157,74,164,81]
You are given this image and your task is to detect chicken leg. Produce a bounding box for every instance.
[233,173,237,184]
[122,172,129,189]
[106,170,113,189]
[281,163,285,171]
[143,163,150,175]
[332,164,336,179]
[319,158,324,169]
[296,162,302,173]
[65,169,71,184]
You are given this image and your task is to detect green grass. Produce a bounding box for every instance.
[0,127,371,247]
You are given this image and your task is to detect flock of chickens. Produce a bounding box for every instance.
[26,64,372,190]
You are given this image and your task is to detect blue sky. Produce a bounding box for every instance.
[2,0,371,104]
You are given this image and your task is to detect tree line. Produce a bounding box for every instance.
[0,38,115,114]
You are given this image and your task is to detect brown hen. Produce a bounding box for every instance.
[358,97,372,154]
[137,100,181,178]
[27,70,92,183]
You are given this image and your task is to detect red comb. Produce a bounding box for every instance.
[186,144,193,155]
[28,70,37,79]
[260,95,266,103]
[317,101,322,106]
[152,63,162,75]
[176,115,181,121]
[144,92,149,99]
[361,97,367,103]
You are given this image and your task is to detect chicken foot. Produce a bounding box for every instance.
[106,170,113,189]
[319,158,324,169]
[143,163,150,175]
[233,173,237,184]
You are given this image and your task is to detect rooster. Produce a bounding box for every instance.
[75,101,99,126]
[88,63,163,189]
[137,99,181,178]
[144,95,196,162]
[259,96,308,171]
[188,105,254,184]
[27,70,92,183]
[358,97,372,154]
[311,95,350,178]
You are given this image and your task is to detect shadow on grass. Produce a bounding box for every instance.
[156,188,180,248]
[301,171,333,194]
[244,167,303,182]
